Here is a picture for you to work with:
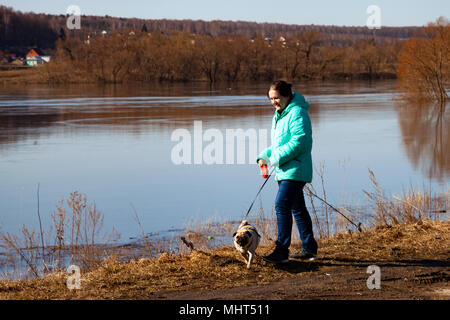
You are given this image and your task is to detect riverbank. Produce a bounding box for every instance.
[0,67,45,84]
[0,66,397,85]
[1,219,448,300]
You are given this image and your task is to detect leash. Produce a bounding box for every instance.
[304,185,363,232]
[243,167,362,232]
[243,165,363,233]
[244,166,276,219]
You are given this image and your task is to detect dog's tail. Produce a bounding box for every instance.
[240,220,249,226]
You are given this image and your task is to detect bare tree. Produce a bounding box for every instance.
[398,17,449,102]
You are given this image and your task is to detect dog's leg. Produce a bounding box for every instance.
[247,251,254,269]
[240,251,249,264]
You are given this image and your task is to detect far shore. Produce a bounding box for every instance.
[0,67,397,85]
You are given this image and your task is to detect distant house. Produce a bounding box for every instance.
[25,48,51,66]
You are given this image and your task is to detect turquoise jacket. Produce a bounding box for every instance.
[257,92,313,182]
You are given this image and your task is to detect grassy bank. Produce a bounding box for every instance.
[0,219,448,299]
[0,66,397,85]
[0,173,448,299]
[0,66,50,84]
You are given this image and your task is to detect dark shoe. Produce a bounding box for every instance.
[263,249,289,264]
[290,250,317,261]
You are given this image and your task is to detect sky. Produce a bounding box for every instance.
[1,0,448,27]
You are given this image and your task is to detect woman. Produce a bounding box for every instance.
[257,80,318,263]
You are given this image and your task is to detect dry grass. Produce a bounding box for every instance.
[0,62,97,84]
[0,68,45,84]
[364,169,449,226]
[0,170,448,299]
[0,191,120,280]
[0,218,448,300]
[317,219,450,262]
[1,171,447,280]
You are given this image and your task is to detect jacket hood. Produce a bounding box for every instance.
[276,92,310,120]
[289,92,310,111]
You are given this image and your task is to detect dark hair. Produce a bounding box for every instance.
[268,80,293,99]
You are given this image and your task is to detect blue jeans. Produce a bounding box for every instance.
[275,180,318,254]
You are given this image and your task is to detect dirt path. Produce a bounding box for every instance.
[152,257,450,300]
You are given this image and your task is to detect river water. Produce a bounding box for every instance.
[0,80,448,242]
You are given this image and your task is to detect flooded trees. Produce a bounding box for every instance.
[44,28,406,84]
[294,31,321,79]
[396,18,449,180]
[195,35,224,83]
[398,17,449,102]
[358,42,382,79]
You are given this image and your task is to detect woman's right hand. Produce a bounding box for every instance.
[258,159,269,178]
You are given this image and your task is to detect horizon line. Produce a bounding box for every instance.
[3,5,440,29]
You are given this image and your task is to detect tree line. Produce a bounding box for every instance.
[0,6,58,50]
[1,4,447,98]
[44,30,402,83]
[1,5,421,51]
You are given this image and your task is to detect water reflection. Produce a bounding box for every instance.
[0,82,326,149]
[396,100,449,182]
[0,85,271,149]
